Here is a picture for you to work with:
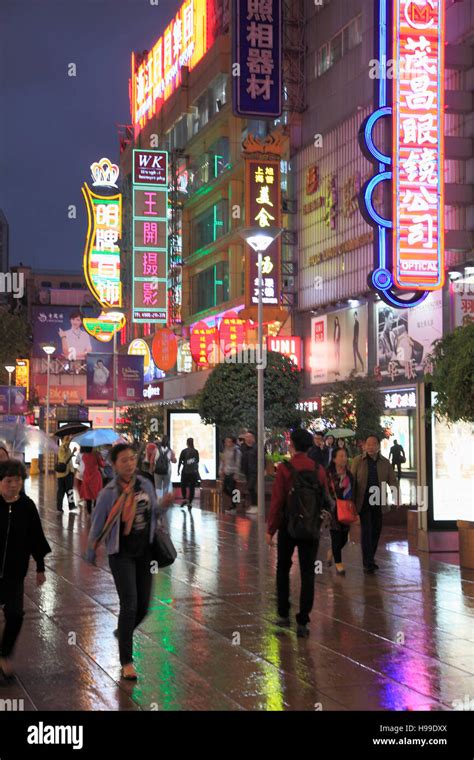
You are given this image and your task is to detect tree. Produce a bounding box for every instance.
[117,405,164,443]
[322,373,386,442]
[0,312,31,385]
[427,323,474,423]
[197,351,303,437]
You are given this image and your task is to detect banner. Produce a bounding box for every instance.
[86,353,114,401]
[0,387,27,415]
[117,355,144,403]
[32,306,113,360]
[310,305,368,384]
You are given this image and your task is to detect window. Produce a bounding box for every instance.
[191,261,229,314]
[192,200,228,251]
[316,15,362,77]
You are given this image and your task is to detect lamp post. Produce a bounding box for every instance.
[42,345,56,472]
[5,365,15,415]
[239,227,282,520]
[102,311,125,430]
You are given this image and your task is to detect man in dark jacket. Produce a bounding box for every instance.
[177,438,200,511]
[266,429,332,638]
[0,459,51,677]
[389,439,405,480]
[307,431,329,469]
[241,431,258,514]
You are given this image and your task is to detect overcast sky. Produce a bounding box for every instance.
[0,0,181,271]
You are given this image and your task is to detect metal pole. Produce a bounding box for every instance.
[45,354,51,473]
[7,372,11,415]
[257,249,265,519]
[113,328,117,430]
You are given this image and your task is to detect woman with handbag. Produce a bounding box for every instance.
[326,448,357,576]
[84,443,174,681]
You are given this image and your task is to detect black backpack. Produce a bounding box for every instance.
[284,462,323,540]
[154,446,169,476]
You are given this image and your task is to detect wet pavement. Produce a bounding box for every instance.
[1,474,473,711]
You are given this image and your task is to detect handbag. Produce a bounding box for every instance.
[151,526,177,568]
[336,498,358,525]
[55,453,73,474]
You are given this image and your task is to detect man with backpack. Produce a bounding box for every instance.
[153,435,176,498]
[266,428,333,638]
[177,438,200,511]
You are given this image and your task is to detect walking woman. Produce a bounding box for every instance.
[153,435,176,499]
[326,447,354,576]
[177,438,200,511]
[85,443,173,681]
[0,460,51,678]
[80,446,104,514]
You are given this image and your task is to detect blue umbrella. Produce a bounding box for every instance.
[73,429,124,447]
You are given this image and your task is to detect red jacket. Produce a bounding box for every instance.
[267,452,328,536]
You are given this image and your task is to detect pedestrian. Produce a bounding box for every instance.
[389,439,406,480]
[177,438,200,511]
[220,436,242,514]
[0,459,51,678]
[336,438,348,452]
[240,431,258,514]
[153,435,176,499]
[266,428,333,638]
[55,435,76,512]
[99,445,114,487]
[351,434,398,574]
[325,434,336,467]
[307,431,328,468]
[84,443,174,681]
[80,446,104,514]
[140,441,157,485]
[326,448,355,576]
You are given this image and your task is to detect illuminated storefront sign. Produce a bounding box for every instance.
[232,0,282,118]
[151,328,178,372]
[143,382,164,400]
[245,159,281,307]
[131,0,210,130]
[219,311,247,356]
[82,158,122,309]
[358,0,444,308]
[128,338,152,374]
[132,149,168,324]
[296,397,322,414]
[15,359,29,399]
[267,336,302,369]
[190,321,219,366]
[383,388,417,410]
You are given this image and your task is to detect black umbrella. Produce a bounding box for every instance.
[54,423,90,438]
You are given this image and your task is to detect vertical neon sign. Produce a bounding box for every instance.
[359,0,444,308]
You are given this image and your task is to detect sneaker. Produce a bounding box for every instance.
[246,506,259,514]
[276,617,290,627]
[296,624,310,638]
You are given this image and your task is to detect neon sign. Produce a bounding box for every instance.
[131,0,210,131]
[358,0,444,308]
[82,158,122,309]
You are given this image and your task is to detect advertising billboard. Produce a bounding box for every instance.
[310,305,368,384]
[32,306,113,360]
[168,410,217,482]
[117,355,144,403]
[86,353,114,401]
[0,387,27,415]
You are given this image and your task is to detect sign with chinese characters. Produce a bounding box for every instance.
[151,328,178,372]
[15,359,29,399]
[296,397,322,414]
[358,0,444,308]
[219,311,247,357]
[383,388,417,410]
[232,0,282,118]
[132,149,168,323]
[267,335,302,369]
[245,159,281,308]
[190,321,219,366]
[131,0,210,130]
[82,158,122,309]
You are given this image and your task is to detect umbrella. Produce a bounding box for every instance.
[54,423,91,438]
[73,429,124,447]
[0,423,59,454]
[327,428,355,439]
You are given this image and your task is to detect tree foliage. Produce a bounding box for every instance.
[117,405,164,443]
[322,373,385,442]
[196,351,302,437]
[0,311,31,385]
[427,323,474,423]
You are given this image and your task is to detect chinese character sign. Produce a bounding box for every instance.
[232,0,282,118]
[393,0,445,290]
[245,159,281,308]
[190,322,219,366]
[82,182,122,309]
[219,311,247,356]
[133,150,169,324]
[15,360,29,399]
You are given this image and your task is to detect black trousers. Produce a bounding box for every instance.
[109,549,153,666]
[56,474,75,510]
[181,474,198,503]
[359,502,383,567]
[393,462,402,479]
[330,529,349,564]
[0,579,25,658]
[276,528,319,625]
[247,475,257,506]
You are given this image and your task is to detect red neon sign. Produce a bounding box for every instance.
[392,0,445,291]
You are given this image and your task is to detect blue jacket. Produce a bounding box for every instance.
[85,475,163,562]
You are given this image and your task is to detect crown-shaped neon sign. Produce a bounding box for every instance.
[90,157,120,188]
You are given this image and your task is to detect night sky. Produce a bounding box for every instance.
[0,0,181,271]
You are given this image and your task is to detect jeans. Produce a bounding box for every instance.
[330,529,349,564]
[276,527,319,625]
[0,580,25,658]
[56,474,75,510]
[109,549,153,665]
[154,473,171,499]
[181,474,198,504]
[359,502,383,567]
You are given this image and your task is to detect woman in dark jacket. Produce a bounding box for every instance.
[0,459,51,678]
[326,447,354,576]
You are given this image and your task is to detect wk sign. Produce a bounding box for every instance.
[359,0,445,309]
[232,0,282,118]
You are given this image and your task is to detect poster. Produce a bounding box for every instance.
[86,353,113,401]
[117,355,144,403]
[0,386,27,414]
[376,291,442,381]
[168,411,217,482]
[32,306,113,359]
[310,305,368,384]
[453,286,474,327]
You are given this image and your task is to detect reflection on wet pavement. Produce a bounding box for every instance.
[0,475,472,711]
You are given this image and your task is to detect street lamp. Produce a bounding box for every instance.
[102,310,125,429]
[42,345,55,471]
[5,365,15,415]
[239,227,282,520]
